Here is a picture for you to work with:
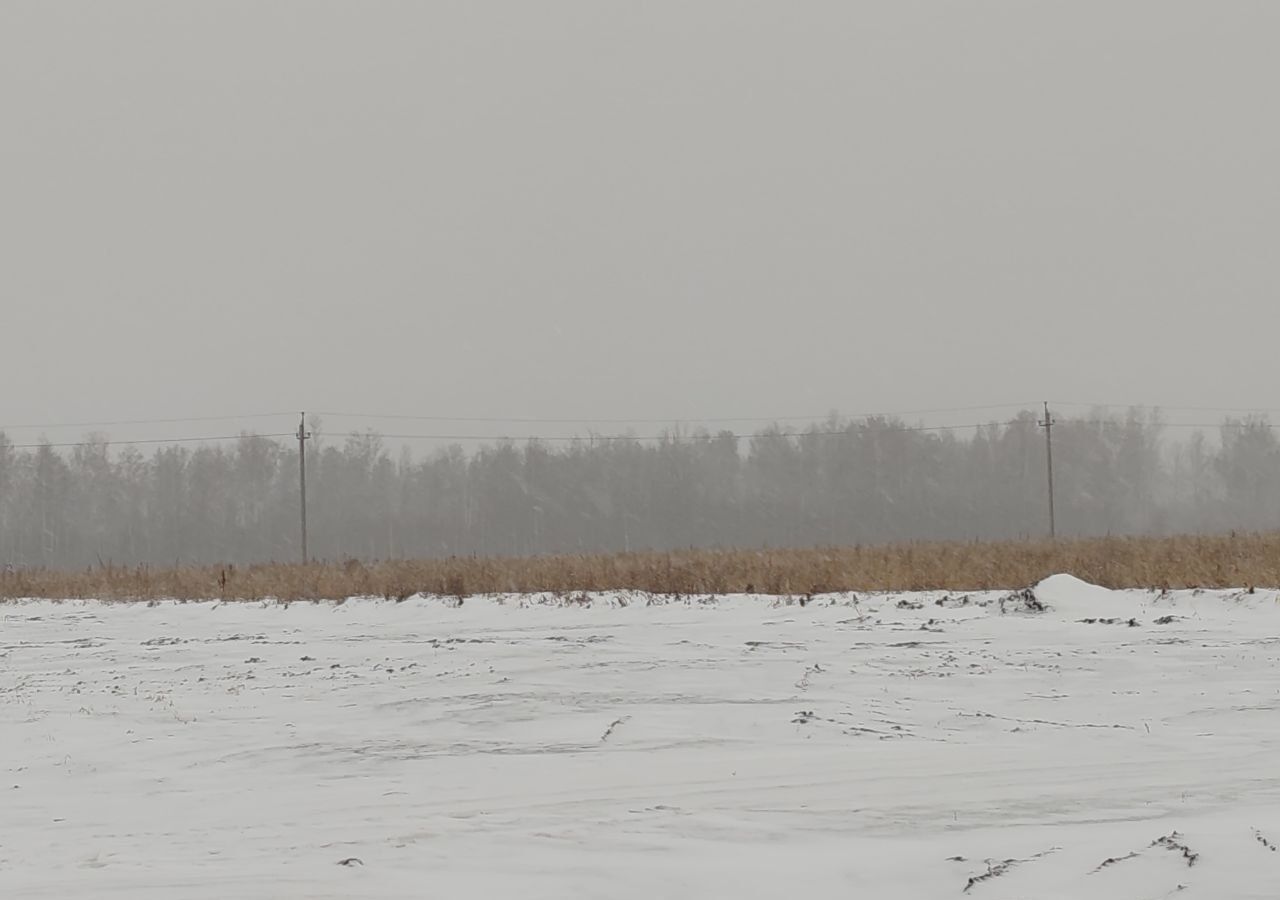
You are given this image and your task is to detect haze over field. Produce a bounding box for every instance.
[3,4,1280,566]
[3,2,1280,443]
[5,407,1280,568]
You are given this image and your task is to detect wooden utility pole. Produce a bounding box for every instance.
[1039,401,1056,539]
[297,412,311,563]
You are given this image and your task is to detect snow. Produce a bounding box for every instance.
[3,577,1280,898]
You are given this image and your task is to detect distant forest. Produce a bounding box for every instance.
[1,408,1278,568]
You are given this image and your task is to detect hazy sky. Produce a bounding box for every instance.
[3,2,1278,449]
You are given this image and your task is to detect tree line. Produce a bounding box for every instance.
[0,408,1277,568]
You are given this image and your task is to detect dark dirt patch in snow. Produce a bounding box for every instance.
[997,588,1048,614]
[962,848,1058,892]
[1152,832,1199,867]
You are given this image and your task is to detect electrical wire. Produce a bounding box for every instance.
[1051,401,1280,415]
[365,420,1025,443]
[5,433,296,450]
[311,402,1039,426]
[0,406,1274,453]
[0,412,296,432]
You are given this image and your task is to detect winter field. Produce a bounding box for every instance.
[3,576,1280,898]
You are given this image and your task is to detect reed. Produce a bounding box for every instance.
[3,533,1279,602]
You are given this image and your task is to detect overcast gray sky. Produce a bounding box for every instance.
[2,2,1278,449]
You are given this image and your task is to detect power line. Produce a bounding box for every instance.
[0,412,295,432]
[1051,401,1280,415]
[5,433,295,450]
[1053,421,1277,430]
[355,419,1276,445]
[1,413,1276,454]
[0,403,1270,439]
[367,421,1025,443]
[311,401,1039,427]
[318,411,832,425]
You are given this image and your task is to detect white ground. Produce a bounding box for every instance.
[3,575,1280,898]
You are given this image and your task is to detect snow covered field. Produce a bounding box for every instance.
[3,575,1280,898]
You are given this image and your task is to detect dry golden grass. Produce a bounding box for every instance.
[4,533,1280,602]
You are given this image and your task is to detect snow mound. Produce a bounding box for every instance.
[1032,574,1135,619]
